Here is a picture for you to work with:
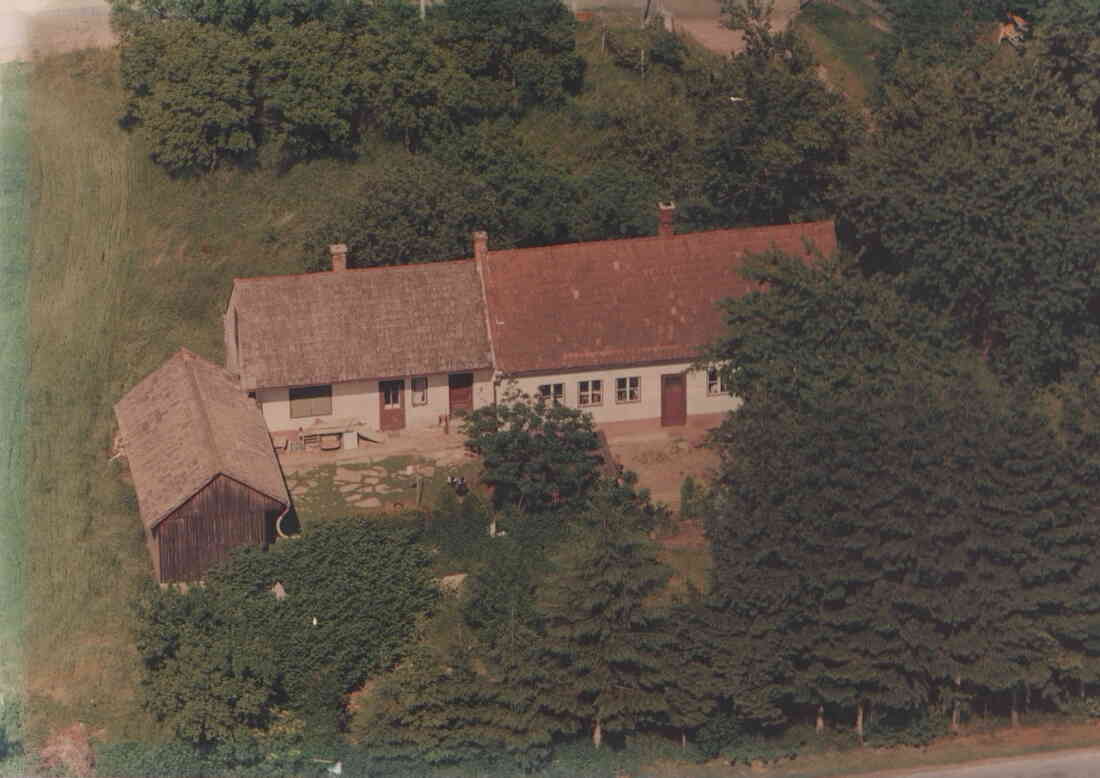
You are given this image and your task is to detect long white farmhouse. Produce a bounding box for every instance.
[223,207,836,444]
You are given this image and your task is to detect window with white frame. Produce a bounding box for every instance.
[615,376,640,403]
[537,383,565,405]
[706,367,729,396]
[411,376,428,406]
[578,379,602,407]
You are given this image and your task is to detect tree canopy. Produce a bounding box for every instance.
[834,55,1100,385]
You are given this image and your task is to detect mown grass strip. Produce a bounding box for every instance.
[0,61,29,707]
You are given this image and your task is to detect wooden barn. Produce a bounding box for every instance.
[114,348,292,583]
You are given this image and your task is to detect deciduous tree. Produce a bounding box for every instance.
[833,56,1100,385]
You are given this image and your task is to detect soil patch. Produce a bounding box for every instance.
[1,5,115,64]
[608,435,719,510]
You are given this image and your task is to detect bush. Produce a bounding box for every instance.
[680,475,698,519]
[93,742,207,778]
[864,709,951,748]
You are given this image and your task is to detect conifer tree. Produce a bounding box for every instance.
[528,502,678,747]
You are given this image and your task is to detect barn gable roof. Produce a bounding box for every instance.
[229,260,493,390]
[114,348,291,530]
[478,220,837,374]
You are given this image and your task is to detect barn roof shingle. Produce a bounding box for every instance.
[478,221,837,374]
[114,348,291,530]
[230,260,492,390]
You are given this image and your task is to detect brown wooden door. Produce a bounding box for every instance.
[449,372,474,415]
[661,372,687,427]
[379,379,406,431]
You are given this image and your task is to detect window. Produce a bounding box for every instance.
[616,376,640,403]
[381,380,403,409]
[289,385,332,418]
[537,383,564,405]
[578,379,602,407]
[707,367,729,396]
[411,376,428,406]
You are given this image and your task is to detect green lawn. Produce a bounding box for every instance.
[0,62,29,714]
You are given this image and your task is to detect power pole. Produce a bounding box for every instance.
[420,0,426,21]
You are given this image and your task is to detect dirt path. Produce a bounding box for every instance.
[672,0,803,58]
[0,3,114,64]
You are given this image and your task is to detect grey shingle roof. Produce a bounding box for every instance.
[230,260,493,390]
[114,348,290,529]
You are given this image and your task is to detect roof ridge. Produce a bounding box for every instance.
[233,257,476,285]
[480,220,836,260]
[180,351,225,479]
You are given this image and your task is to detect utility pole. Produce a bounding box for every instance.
[420,0,426,22]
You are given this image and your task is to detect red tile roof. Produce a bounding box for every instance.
[478,221,836,374]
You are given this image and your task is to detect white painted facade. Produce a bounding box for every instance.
[503,361,742,425]
[256,369,494,433]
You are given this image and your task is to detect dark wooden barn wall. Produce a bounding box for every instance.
[155,474,283,583]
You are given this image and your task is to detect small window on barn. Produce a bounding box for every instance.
[289,385,333,418]
[537,383,564,405]
[578,379,602,407]
[411,376,428,406]
[707,367,728,396]
[616,376,640,403]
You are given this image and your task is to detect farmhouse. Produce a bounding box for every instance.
[114,348,291,583]
[224,206,836,442]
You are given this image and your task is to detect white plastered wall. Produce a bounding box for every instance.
[257,368,494,433]
[505,361,742,425]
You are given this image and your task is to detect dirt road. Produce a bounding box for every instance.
[0,2,114,64]
[851,747,1100,778]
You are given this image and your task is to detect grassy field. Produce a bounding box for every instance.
[0,62,29,713]
[18,48,403,744]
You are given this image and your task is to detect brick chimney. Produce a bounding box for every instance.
[472,231,488,263]
[329,243,348,272]
[657,202,677,238]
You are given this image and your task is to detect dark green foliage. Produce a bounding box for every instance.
[432,126,580,247]
[357,3,481,152]
[573,163,661,242]
[834,55,1100,385]
[134,521,437,742]
[864,709,951,747]
[361,636,553,771]
[133,581,281,744]
[705,249,1100,734]
[302,155,503,270]
[696,14,862,225]
[93,737,336,778]
[461,390,603,513]
[252,19,363,161]
[605,19,687,75]
[109,0,369,34]
[114,0,585,173]
[440,0,584,109]
[528,503,678,747]
[119,19,257,174]
[463,536,542,654]
[1033,0,1100,119]
[92,741,210,778]
[704,251,962,414]
[679,476,699,520]
[874,0,997,77]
